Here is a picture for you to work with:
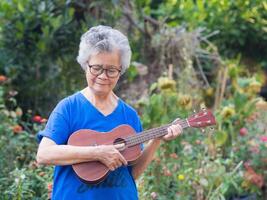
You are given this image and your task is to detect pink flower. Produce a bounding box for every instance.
[239,127,248,136]
[250,145,259,154]
[260,136,267,142]
[150,192,157,199]
[244,161,252,170]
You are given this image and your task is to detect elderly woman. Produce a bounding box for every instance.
[36,25,182,200]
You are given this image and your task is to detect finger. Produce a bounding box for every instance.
[171,125,183,137]
[114,159,122,169]
[120,154,128,166]
[163,127,173,140]
[112,158,122,170]
[177,124,183,134]
[169,126,177,138]
[118,153,128,166]
[163,135,172,141]
[173,118,181,124]
[114,143,126,151]
[109,165,115,171]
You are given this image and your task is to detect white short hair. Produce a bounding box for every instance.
[77,25,132,74]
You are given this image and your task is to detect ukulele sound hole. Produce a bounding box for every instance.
[113,138,126,145]
[113,138,126,146]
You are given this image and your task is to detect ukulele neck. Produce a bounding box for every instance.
[125,119,189,147]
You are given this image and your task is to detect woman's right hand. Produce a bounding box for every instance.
[96,144,127,171]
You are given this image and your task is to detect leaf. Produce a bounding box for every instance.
[36,41,46,52]
[214,131,228,147]
[237,77,250,88]
[233,92,247,111]
[50,16,62,30]
[149,83,158,93]
[17,1,24,12]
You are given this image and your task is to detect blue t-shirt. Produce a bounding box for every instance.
[37,92,143,200]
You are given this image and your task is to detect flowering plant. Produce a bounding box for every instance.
[0,76,52,199]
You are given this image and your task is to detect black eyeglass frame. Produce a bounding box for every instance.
[87,63,122,78]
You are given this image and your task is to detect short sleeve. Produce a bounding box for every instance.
[134,115,143,133]
[37,99,71,145]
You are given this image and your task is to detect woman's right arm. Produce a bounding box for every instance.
[36,137,127,170]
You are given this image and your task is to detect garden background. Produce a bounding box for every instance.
[0,0,267,199]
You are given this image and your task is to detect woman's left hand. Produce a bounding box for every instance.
[163,118,183,141]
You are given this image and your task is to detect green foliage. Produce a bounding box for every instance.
[0,83,52,199]
[144,0,267,60]
[0,1,266,199]
[214,72,262,151]
[140,76,194,129]
[137,61,266,199]
[0,0,122,115]
[126,65,139,82]
[0,167,53,200]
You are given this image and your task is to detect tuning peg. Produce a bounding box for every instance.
[208,127,215,135]
[192,109,198,118]
[200,103,206,111]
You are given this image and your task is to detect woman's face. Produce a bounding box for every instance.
[86,51,121,96]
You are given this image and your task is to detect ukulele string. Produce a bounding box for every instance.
[126,119,187,141]
[125,119,189,147]
[129,119,188,142]
[126,119,188,144]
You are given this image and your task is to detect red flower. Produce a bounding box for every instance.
[0,75,7,83]
[12,125,23,134]
[47,182,53,199]
[239,127,248,136]
[39,172,46,177]
[163,167,172,176]
[32,115,42,123]
[47,182,53,191]
[244,167,264,188]
[170,153,178,159]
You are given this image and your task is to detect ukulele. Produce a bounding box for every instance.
[68,109,216,184]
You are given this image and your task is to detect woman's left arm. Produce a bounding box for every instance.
[131,123,183,179]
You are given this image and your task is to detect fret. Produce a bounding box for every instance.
[126,119,189,147]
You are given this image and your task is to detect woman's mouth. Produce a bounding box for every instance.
[95,82,109,85]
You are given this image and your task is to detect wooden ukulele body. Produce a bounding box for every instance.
[68,125,142,184]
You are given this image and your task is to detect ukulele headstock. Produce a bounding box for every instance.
[187,109,216,128]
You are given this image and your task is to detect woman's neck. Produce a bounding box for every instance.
[81,87,118,109]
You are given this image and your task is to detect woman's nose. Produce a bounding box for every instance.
[97,69,109,79]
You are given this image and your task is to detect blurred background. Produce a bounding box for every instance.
[0,0,267,199]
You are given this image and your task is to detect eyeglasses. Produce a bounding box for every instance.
[87,64,121,78]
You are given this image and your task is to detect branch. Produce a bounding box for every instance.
[143,15,160,27]
[122,8,145,34]
[195,55,210,88]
